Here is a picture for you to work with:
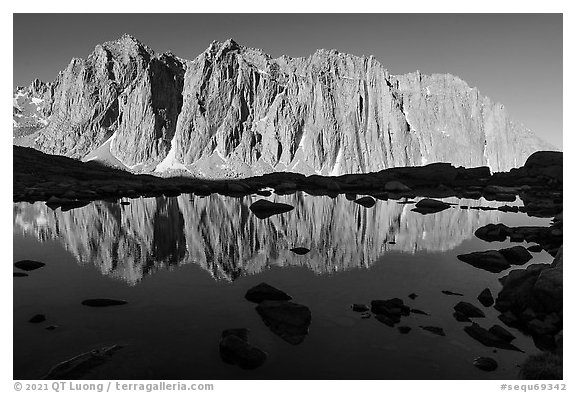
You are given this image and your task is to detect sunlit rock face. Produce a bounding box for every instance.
[13,194,499,284]
[13,36,553,176]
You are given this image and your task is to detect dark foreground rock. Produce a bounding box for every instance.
[245,283,292,303]
[473,357,498,371]
[42,344,122,379]
[256,300,311,345]
[290,247,310,255]
[519,352,563,380]
[249,200,294,219]
[412,198,451,214]
[219,332,267,370]
[464,323,522,351]
[478,288,495,307]
[29,314,46,323]
[420,326,445,336]
[81,299,128,307]
[454,302,486,318]
[498,246,533,265]
[354,196,376,208]
[494,246,563,351]
[14,260,45,271]
[457,250,511,273]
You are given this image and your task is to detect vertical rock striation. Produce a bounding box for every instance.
[14,35,555,177]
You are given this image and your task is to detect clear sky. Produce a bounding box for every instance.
[13,13,562,148]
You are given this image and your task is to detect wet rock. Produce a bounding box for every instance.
[354,196,376,208]
[371,298,410,317]
[519,352,563,380]
[454,302,486,318]
[473,357,498,371]
[249,199,294,219]
[477,288,495,307]
[256,300,311,345]
[81,299,128,307]
[457,250,511,273]
[13,272,28,277]
[453,311,471,322]
[474,223,510,242]
[412,198,451,214]
[351,304,369,312]
[375,314,400,327]
[464,323,522,351]
[245,283,292,303]
[441,290,464,296]
[290,247,310,255]
[488,325,516,342]
[29,314,46,323]
[398,326,412,334]
[42,344,122,379]
[527,245,543,253]
[420,326,445,336]
[499,246,533,265]
[222,328,250,342]
[219,334,267,370]
[14,259,46,271]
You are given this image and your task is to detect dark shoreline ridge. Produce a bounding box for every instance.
[14,147,561,211]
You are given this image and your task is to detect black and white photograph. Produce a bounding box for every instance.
[9,8,567,386]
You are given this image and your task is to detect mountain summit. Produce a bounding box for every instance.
[13,35,555,177]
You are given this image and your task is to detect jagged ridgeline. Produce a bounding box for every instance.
[13,34,554,177]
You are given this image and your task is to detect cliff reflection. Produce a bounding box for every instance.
[13,193,500,284]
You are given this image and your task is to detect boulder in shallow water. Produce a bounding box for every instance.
[219,334,267,370]
[42,344,122,379]
[290,247,310,255]
[412,198,451,214]
[457,250,511,273]
[420,326,445,336]
[14,260,46,271]
[488,325,516,343]
[13,272,28,277]
[249,199,294,219]
[81,299,128,307]
[29,314,46,323]
[454,302,486,318]
[499,246,533,265]
[473,357,498,371]
[474,224,510,242]
[371,298,410,317]
[245,283,292,303]
[477,288,495,307]
[256,300,311,345]
[464,323,523,351]
[354,196,376,208]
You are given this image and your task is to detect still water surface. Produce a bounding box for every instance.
[13,193,553,379]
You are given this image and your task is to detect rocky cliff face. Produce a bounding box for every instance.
[13,35,554,176]
[13,194,500,284]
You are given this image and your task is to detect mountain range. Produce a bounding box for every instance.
[13,34,554,178]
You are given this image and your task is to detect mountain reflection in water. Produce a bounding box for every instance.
[13,193,501,285]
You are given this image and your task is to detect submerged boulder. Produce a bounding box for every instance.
[249,199,294,219]
[14,260,46,271]
[256,300,311,345]
[477,288,495,307]
[219,332,267,370]
[412,198,451,214]
[454,302,486,318]
[354,196,376,208]
[473,357,498,372]
[245,283,292,303]
[457,250,511,273]
[464,323,522,351]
